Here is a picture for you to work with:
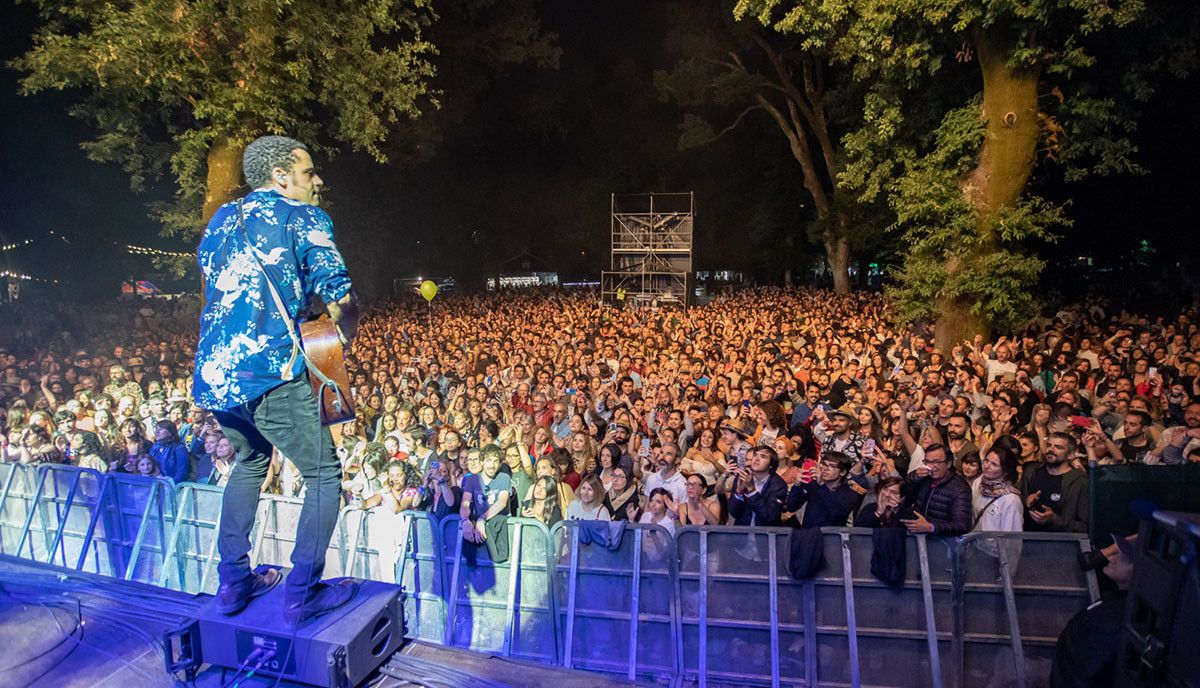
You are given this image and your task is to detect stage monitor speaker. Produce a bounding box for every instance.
[193,579,404,688]
[1118,511,1199,688]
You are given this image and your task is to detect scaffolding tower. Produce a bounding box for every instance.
[601,192,693,307]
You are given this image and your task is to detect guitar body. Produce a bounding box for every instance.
[299,316,356,426]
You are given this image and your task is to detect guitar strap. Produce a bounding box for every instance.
[236,198,348,418]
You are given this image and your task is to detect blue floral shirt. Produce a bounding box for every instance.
[193,190,352,410]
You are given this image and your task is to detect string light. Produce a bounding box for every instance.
[126,244,191,259]
[0,238,35,252]
[0,271,59,284]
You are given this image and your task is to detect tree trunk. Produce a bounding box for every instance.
[783,268,794,288]
[825,228,850,295]
[202,135,243,224]
[934,23,1040,349]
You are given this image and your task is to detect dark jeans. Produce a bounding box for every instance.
[213,374,341,601]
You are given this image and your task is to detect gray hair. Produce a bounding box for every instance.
[242,135,308,188]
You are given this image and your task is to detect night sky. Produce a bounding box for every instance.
[1,1,1197,303]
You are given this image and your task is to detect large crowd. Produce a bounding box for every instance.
[3,289,1198,553]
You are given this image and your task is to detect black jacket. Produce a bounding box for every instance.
[785,480,862,528]
[728,473,788,527]
[905,472,972,536]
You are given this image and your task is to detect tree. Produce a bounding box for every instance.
[740,0,1198,346]
[13,0,438,237]
[655,0,880,294]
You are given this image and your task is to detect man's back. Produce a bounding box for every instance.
[193,189,350,411]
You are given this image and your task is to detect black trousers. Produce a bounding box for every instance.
[213,374,341,600]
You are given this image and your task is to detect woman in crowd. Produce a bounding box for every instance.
[853,475,914,527]
[207,434,237,487]
[136,454,161,478]
[971,444,1024,533]
[149,419,189,484]
[959,450,983,483]
[72,431,109,472]
[567,431,597,481]
[420,459,461,520]
[680,427,725,485]
[773,436,804,486]
[605,465,640,521]
[637,487,676,536]
[110,418,150,472]
[565,474,611,521]
[592,442,628,492]
[522,475,563,526]
[677,473,721,526]
[528,425,556,463]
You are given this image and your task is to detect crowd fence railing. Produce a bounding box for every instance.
[0,466,1103,688]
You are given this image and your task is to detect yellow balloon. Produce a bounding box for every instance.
[419,280,438,302]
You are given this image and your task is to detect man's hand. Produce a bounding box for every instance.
[327,289,360,346]
[1025,490,1042,509]
[901,510,934,534]
[1029,505,1056,525]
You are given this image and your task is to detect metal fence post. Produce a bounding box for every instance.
[628,526,642,681]
[563,524,580,669]
[997,542,1029,688]
[918,535,945,688]
[839,531,861,688]
[767,531,780,688]
[502,523,524,657]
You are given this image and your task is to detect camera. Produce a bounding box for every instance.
[1077,548,1110,572]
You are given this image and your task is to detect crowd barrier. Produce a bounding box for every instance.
[0,464,1102,688]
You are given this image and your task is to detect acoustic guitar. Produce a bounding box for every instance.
[298,315,356,426]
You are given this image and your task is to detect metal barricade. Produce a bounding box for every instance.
[250,493,345,576]
[955,532,1098,688]
[15,465,108,572]
[340,506,446,640]
[821,529,953,688]
[389,510,446,643]
[438,516,558,664]
[675,527,962,688]
[161,482,227,594]
[94,473,179,585]
[550,520,678,682]
[0,462,36,555]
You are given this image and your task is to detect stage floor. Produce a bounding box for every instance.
[0,557,649,688]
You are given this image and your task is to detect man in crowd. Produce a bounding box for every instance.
[728,446,788,527]
[784,451,862,527]
[1020,432,1089,533]
[902,443,972,536]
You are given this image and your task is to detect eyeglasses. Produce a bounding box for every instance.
[923,458,949,466]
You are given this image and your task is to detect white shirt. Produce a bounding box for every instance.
[644,469,688,506]
[565,500,611,521]
[970,478,1024,532]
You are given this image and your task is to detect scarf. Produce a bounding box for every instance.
[607,484,637,508]
[980,474,1018,498]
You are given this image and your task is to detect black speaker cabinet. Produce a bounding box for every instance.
[1118,511,1199,688]
[193,579,404,687]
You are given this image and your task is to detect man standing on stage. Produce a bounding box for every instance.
[194,135,360,626]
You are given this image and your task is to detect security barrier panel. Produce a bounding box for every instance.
[392,510,446,643]
[956,532,1098,688]
[0,465,1107,688]
[94,473,178,585]
[248,493,345,577]
[550,521,678,682]
[16,465,108,572]
[160,482,226,594]
[438,515,558,665]
[0,462,35,555]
